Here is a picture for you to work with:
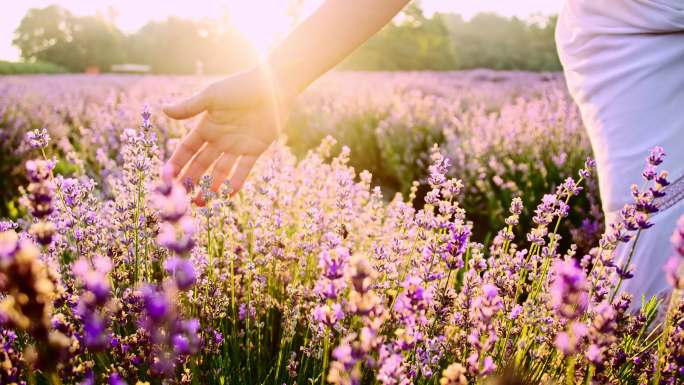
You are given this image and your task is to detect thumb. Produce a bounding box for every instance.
[163,87,213,120]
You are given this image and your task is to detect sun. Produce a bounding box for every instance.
[227,0,294,58]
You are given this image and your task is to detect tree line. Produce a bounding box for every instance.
[13,4,561,74]
[12,5,260,74]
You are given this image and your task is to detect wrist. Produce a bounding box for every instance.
[236,64,297,112]
[260,52,312,101]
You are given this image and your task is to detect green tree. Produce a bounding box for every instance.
[341,4,456,71]
[13,5,75,69]
[69,14,128,71]
[342,4,561,72]
[13,5,127,72]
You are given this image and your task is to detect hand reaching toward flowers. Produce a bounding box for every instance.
[164,0,409,201]
[164,68,290,198]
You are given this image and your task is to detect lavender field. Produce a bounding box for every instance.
[0,72,682,385]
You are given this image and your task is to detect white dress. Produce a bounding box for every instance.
[556,0,684,301]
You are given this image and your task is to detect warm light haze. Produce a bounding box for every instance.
[1,0,563,61]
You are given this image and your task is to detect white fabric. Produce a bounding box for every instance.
[556,0,684,301]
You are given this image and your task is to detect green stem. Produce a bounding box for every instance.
[320,335,330,385]
[564,356,575,385]
[584,364,594,385]
[652,289,680,384]
[610,230,642,303]
[133,171,144,283]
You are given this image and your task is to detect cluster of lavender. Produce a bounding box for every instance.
[21,159,57,245]
[0,75,681,385]
[289,72,600,254]
[0,230,70,377]
[1,73,601,250]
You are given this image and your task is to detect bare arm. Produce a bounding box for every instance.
[163,0,410,200]
[268,0,410,95]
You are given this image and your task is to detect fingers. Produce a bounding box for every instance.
[210,153,238,192]
[167,130,204,177]
[163,87,213,120]
[179,144,222,186]
[230,155,258,195]
[192,152,238,206]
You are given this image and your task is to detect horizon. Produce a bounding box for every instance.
[0,0,564,62]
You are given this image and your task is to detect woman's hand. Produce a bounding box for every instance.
[163,67,293,201]
[163,0,409,203]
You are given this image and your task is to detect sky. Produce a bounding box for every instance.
[0,0,564,61]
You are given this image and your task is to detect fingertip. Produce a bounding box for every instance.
[229,182,244,197]
[162,103,181,119]
[210,177,227,194]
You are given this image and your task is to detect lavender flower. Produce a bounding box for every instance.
[108,372,127,385]
[466,283,502,376]
[0,230,70,371]
[555,321,588,356]
[26,128,50,149]
[585,302,617,366]
[22,159,57,245]
[73,256,112,351]
[153,164,198,291]
[551,259,588,320]
[164,256,196,291]
[443,224,470,270]
[647,146,665,166]
[139,283,201,377]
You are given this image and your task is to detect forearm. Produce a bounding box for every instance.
[266,0,409,96]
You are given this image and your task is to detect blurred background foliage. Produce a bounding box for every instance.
[8,3,561,74]
[0,60,67,74]
[340,5,560,71]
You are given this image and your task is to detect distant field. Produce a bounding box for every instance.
[0,70,598,249]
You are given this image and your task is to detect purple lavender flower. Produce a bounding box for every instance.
[72,256,114,351]
[377,347,410,385]
[465,283,502,376]
[172,319,201,355]
[79,370,95,385]
[443,225,470,270]
[647,146,665,166]
[157,218,197,255]
[394,276,432,328]
[508,304,523,321]
[0,220,16,233]
[551,259,588,320]
[154,165,191,222]
[555,321,587,356]
[585,302,617,366]
[25,128,50,149]
[313,303,345,328]
[22,159,57,245]
[165,256,197,290]
[320,247,350,280]
[142,285,170,321]
[578,157,595,179]
[108,372,127,385]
